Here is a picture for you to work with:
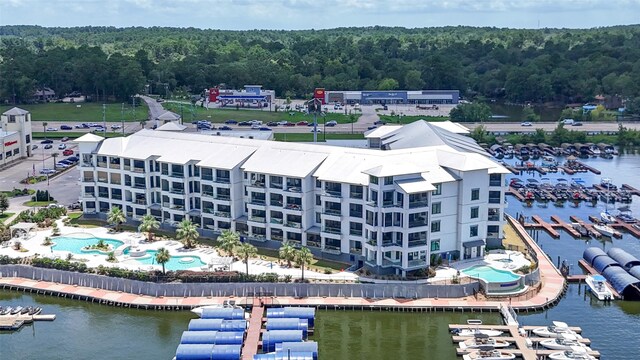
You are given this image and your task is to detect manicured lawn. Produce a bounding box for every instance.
[0,102,148,122]
[163,102,360,124]
[378,114,449,124]
[1,189,35,197]
[23,200,57,207]
[274,133,365,142]
[32,131,126,139]
[255,247,349,273]
[0,212,15,223]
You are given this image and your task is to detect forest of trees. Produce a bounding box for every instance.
[2,25,640,106]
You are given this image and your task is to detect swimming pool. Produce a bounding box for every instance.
[52,236,124,254]
[124,249,207,271]
[461,265,522,283]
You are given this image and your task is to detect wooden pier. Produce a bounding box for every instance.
[529,215,560,238]
[550,215,581,238]
[508,187,526,201]
[241,298,264,360]
[0,313,56,331]
[523,215,640,239]
[577,259,621,299]
[449,324,600,359]
[575,160,601,175]
[587,216,626,238]
[621,184,640,196]
[569,216,602,238]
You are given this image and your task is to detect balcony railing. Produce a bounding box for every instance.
[82,177,95,182]
[323,190,342,198]
[322,245,341,254]
[203,208,215,214]
[270,218,283,225]
[349,229,363,237]
[170,173,184,178]
[489,197,501,204]
[487,232,500,239]
[108,163,120,169]
[284,203,301,211]
[123,165,131,171]
[488,215,501,222]
[249,199,266,206]
[271,235,284,241]
[367,240,377,246]
[83,192,95,197]
[249,181,265,188]
[111,180,121,185]
[201,175,213,181]
[285,222,302,229]
[202,191,214,198]
[382,241,402,247]
[323,227,341,235]
[112,195,122,200]
[215,194,231,201]
[408,259,427,267]
[349,192,363,199]
[214,211,231,218]
[214,177,230,184]
[97,177,108,183]
[286,186,302,193]
[170,188,185,195]
[350,247,362,255]
[349,211,363,218]
[135,199,147,205]
[408,240,427,248]
[323,209,341,216]
[409,201,428,209]
[249,216,266,223]
[96,161,107,168]
[382,258,401,267]
[132,167,145,173]
[383,201,401,208]
[306,240,321,248]
[409,221,428,228]
[270,183,283,190]
[270,201,283,207]
[366,201,378,208]
[171,205,185,210]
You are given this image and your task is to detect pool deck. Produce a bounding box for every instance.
[0,216,566,312]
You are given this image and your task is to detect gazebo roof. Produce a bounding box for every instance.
[10,222,37,231]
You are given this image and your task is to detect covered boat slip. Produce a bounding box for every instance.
[583,247,640,300]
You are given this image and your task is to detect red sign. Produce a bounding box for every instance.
[208,87,219,102]
[4,140,17,146]
[314,88,325,104]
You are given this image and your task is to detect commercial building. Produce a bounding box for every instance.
[0,107,34,166]
[207,85,275,108]
[315,89,459,105]
[77,121,507,275]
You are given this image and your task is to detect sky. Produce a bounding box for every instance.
[1,0,639,30]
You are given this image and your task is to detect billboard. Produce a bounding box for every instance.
[208,87,220,102]
[314,88,326,104]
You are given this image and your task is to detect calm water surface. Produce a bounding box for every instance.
[2,155,640,359]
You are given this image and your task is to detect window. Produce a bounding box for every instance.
[470,225,479,237]
[430,239,440,252]
[350,185,363,199]
[369,175,378,185]
[349,203,363,218]
[430,220,441,233]
[470,206,479,219]
[25,134,30,144]
[316,195,321,206]
[471,188,480,201]
[8,115,16,123]
[316,179,321,188]
[433,183,442,196]
[431,202,441,215]
[349,222,363,236]
[384,176,393,185]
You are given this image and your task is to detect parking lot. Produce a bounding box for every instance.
[0,138,81,206]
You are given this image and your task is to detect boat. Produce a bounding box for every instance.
[459,334,511,349]
[10,306,23,315]
[571,223,589,237]
[452,328,504,337]
[541,156,558,167]
[27,307,42,315]
[19,307,29,315]
[190,300,241,317]
[549,346,597,360]
[585,275,614,301]
[463,347,516,360]
[600,211,616,224]
[541,334,590,351]
[532,321,578,338]
[616,206,637,224]
[1,307,13,315]
[593,223,616,238]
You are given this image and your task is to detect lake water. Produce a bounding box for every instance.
[2,155,640,360]
[488,102,563,122]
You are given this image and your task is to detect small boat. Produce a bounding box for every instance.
[19,307,30,315]
[571,223,589,237]
[549,346,597,360]
[452,328,504,337]
[10,306,23,315]
[459,334,511,349]
[541,156,558,167]
[28,307,42,315]
[600,211,617,224]
[1,307,12,315]
[541,334,590,351]
[585,275,614,301]
[463,347,516,360]
[593,224,616,238]
[532,321,578,338]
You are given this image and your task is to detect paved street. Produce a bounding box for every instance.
[465,121,640,133]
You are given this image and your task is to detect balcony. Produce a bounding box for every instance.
[249,216,266,223]
[382,258,401,267]
[249,199,266,206]
[322,190,342,198]
[270,218,284,225]
[383,201,401,208]
[322,245,341,254]
[135,199,147,206]
[270,183,283,190]
[214,211,231,218]
[112,194,122,200]
[108,163,120,169]
[323,227,341,235]
[169,172,184,179]
[349,192,363,199]
[350,247,362,255]
[487,231,500,239]
[214,177,230,184]
[271,234,284,241]
[284,203,302,211]
[409,201,429,209]
[98,192,109,198]
[97,161,107,168]
[97,177,108,183]
[82,192,95,198]
[307,240,321,248]
[409,220,428,228]
[249,181,265,188]
[349,229,363,237]
[201,191,214,198]
[111,180,121,185]
[408,259,427,268]
[82,177,95,182]
[366,239,377,246]
[270,201,283,207]
[382,241,402,248]
[170,188,185,195]
[132,167,145,173]
[171,204,185,211]
[215,194,231,201]
[323,209,341,217]
[408,240,427,248]
[488,215,501,222]
[365,201,378,208]
[201,175,213,181]
[285,221,302,229]
[203,208,215,214]
[133,183,146,190]
[285,186,302,193]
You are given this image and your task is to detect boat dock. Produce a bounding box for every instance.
[449,324,600,359]
[522,215,640,239]
[569,216,602,238]
[575,160,601,175]
[577,259,621,299]
[0,313,56,331]
[241,299,264,360]
[621,184,640,196]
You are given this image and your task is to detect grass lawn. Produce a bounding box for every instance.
[163,102,359,124]
[274,133,365,142]
[1,189,35,197]
[0,212,15,223]
[23,200,57,207]
[32,131,126,139]
[255,247,349,273]
[0,102,148,123]
[378,114,449,124]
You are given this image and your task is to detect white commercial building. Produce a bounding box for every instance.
[0,107,34,166]
[77,121,507,275]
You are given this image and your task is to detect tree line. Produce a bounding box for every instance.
[2,25,640,105]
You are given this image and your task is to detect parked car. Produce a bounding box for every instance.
[31,145,38,150]
[266,121,278,127]
[277,121,289,126]
[156,98,163,102]
[373,120,386,125]
[61,137,69,142]
[92,127,106,133]
[40,139,53,144]
[325,120,338,127]
[224,119,238,124]
[218,125,232,131]
[259,126,272,131]
[40,168,55,175]
[58,143,66,150]
[561,118,575,125]
[46,127,58,131]
[367,125,377,130]
[310,128,322,133]
[68,202,82,210]
[44,144,53,149]
[111,124,122,130]
[197,124,212,130]
[284,122,296,127]
[572,122,583,126]
[520,122,532,127]
[251,124,261,130]
[66,156,79,162]
[75,124,84,129]
[238,121,251,126]
[55,162,70,168]
[60,125,72,130]
[296,121,308,126]
[63,149,74,156]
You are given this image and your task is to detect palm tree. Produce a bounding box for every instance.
[155,247,171,275]
[294,247,314,281]
[106,206,126,232]
[279,241,296,268]
[51,152,59,169]
[176,219,199,249]
[217,230,240,257]
[237,242,257,276]
[138,214,159,242]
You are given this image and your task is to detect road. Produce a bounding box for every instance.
[465,121,640,133]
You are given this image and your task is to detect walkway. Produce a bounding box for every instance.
[241,298,264,360]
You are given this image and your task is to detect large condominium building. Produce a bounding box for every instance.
[77,121,508,275]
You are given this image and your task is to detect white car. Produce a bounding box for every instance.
[40,168,56,175]
[277,121,289,126]
[310,128,322,133]
[251,124,261,130]
[111,124,122,130]
[56,162,70,168]
[521,122,533,127]
[46,127,58,131]
[58,143,66,150]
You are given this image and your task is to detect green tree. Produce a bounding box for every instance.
[43,122,48,138]
[107,206,126,232]
[377,78,399,91]
[176,219,199,249]
[217,230,240,257]
[294,247,314,281]
[0,193,9,215]
[279,241,296,268]
[522,107,540,122]
[237,242,257,276]
[155,247,171,274]
[138,214,160,242]
[449,103,491,123]
[404,70,424,90]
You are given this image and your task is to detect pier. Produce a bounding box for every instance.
[577,259,621,299]
[241,299,264,360]
[575,160,601,175]
[621,184,640,196]
[0,313,56,331]
[522,215,640,239]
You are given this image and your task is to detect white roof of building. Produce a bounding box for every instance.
[91,127,507,183]
[201,130,273,140]
[430,121,470,134]
[395,178,436,194]
[156,111,181,121]
[75,133,105,143]
[2,107,29,116]
[156,122,187,131]
[364,126,402,139]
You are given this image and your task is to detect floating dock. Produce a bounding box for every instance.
[522,215,640,239]
[577,259,621,299]
[0,313,56,331]
[241,299,264,360]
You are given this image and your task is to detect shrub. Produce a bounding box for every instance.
[282,275,293,283]
[106,252,117,262]
[32,190,54,202]
[42,236,53,246]
[51,222,60,236]
[323,269,333,275]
